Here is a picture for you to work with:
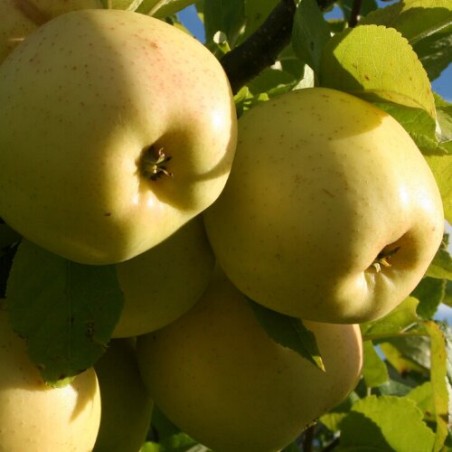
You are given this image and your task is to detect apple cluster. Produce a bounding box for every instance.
[0,5,445,452]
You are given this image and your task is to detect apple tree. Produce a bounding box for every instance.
[0,0,451,451]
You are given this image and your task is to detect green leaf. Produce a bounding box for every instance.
[382,334,431,375]
[360,0,452,81]
[425,154,452,223]
[362,340,389,388]
[338,395,435,452]
[101,0,145,9]
[202,0,246,47]
[427,240,452,280]
[146,0,198,18]
[371,102,443,155]
[319,24,436,119]
[361,297,421,341]
[5,240,123,385]
[406,381,436,423]
[241,0,279,41]
[425,321,451,451]
[435,93,452,147]
[291,0,331,72]
[247,298,325,371]
[412,277,446,319]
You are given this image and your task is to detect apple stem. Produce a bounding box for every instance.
[371,246,401,272]
[140,145,173,181]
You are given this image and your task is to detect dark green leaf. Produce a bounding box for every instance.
[292,0,331,72]
[412,277,446,319]
[5,240,123,385]
[202,0,245,47]
[247,298,325,371]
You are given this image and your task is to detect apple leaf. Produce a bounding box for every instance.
[202,0,245,47]
[361,297,422,342]
[144,0,198,18]
[241,0,280,40]
[427,241,452,281]
[5,240,123,385]
[406,382,436,423]
[338,395,435,451]
[360,0,452,81]
[291,0,331,73]
[319,24,436,119]
[382,334,431,375]
[362,340,389,388]
[425,154,452,223]
[424,321,451,451]
[247,298,325,371]
[412,277,446,319]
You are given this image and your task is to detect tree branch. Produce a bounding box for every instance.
[220,0,297,94]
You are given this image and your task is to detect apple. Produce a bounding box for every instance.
[112,216,215,337]
[203,87,444,323]
[0,0,102,63]
[136,270,363,452]
[93,338,153,452]
[0,300,101,451]
[0,9,237,264]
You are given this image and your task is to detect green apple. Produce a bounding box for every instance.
[113,216,215,337]
[136,270,363,452]
[204,87,444,323]
[0,0,102,63]
[0,300,101,451]
[93,338,153,452]
[0,9,237,264]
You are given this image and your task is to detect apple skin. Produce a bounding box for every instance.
[136,270,363,452]
[0,301,101,451]
[112,216,215,337]
[93,338,153,452]
[0,0,102,63]
[203,87,444,323]
[0,9,237,264]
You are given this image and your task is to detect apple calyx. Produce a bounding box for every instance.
[140,145,173,181]
[13,0,50,26]
[371,246,401,273]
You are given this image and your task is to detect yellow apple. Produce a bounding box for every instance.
[93,339,153,452]
[112,216,215,337]
[0,301,101,451]
[204,87,444,323]
[0,0,102,63]
[136,270,363,452]
[0,9,237,264]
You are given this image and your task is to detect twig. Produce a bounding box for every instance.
[348,0,363,27]
[220,0,297,93]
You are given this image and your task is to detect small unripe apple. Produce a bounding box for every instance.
[0,301,101,451]
[204,87,444,323]
[113,216,215,337]
[93,339,153,452]
[0,0,102,63]
[0,9,237,264]
[136,271,363,452]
